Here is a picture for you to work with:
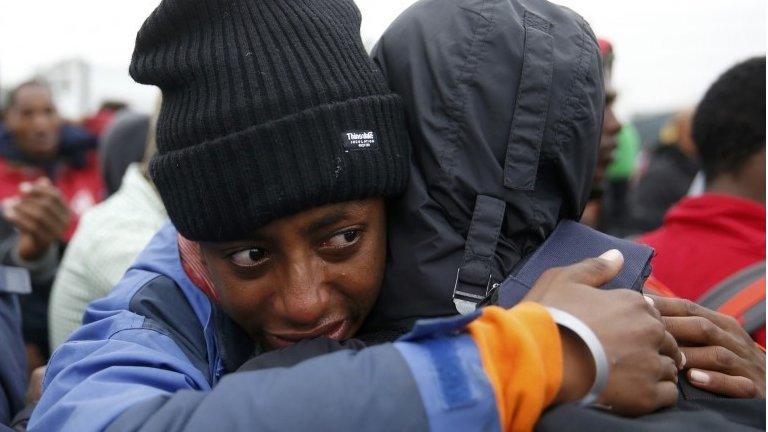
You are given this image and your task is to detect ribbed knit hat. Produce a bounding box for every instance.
[130,0,410,241]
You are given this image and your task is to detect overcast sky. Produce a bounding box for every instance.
[0,0,764,120]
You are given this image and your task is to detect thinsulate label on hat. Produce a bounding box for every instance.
[342,130,378,151]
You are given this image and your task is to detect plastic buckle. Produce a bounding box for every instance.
[452,267,495,315]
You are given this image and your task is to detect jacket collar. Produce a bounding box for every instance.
[130,223,257,372]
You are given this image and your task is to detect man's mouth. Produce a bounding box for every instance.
[29,134,56,151]
[264,319,351,349]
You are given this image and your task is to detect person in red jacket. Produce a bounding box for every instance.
[0,80,104,367]
[0,80,104,241]
[639,57,765,350]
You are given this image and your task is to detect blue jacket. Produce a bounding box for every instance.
[30,224,500,431]
[0,290,27,428]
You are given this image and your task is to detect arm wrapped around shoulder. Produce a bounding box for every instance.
[467,303,563,432]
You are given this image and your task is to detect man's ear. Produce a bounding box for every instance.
[178,234,219,301]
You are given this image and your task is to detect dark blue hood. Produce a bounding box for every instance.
[363,0,605,332]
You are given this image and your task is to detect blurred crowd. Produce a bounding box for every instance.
[0,83,154,371]
[580,44,765,348]
[0,0,764,429]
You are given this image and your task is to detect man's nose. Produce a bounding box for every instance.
[32,113,52,132]
[604,107,622,136]
[277,260,330,327]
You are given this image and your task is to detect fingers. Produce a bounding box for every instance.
[7,182,70,229]
[687,369,759,399]
[643,295,663,322]
[681,346,743,374]
[4,205,48,240]
[662,315,743,353]
[566,249,625,288]
[648,295,719,323]
[11,200,66,240]
[654,381,679,409]
[649,295,744,335]
[659,331,684,370]
[658,355,679,383]
[19,181,70,218]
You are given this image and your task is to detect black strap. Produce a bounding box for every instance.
[504,11,553,191]
[453,195,506,314]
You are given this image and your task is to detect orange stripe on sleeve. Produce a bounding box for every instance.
[467,304,563,432]
[643,275,677,298]
[718,277,766,320]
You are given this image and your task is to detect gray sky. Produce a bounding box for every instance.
[0,0,764,120]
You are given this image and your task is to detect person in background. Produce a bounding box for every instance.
[640,57,765,353]
[48,112,163,350]
[581,38,621,229]
[98,110,150,196]
[600,123,641,237]
[0,80,104,241]
[82,101,128,138]
[0,80,103,368]
[628,109,699,233]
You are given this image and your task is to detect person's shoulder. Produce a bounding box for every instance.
[71,189,163,246]
[635,226,667,249]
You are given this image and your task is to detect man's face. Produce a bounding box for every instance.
[595,85,621,186]
[200,198,387,350]
[4,85,61,161]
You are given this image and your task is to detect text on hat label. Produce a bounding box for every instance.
[342,130,378,151]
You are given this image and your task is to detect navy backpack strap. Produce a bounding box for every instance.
[498,220,654,307]
[453,195,506,315]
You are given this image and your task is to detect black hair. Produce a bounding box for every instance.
[3,79,52,112]
[692,57,765,180]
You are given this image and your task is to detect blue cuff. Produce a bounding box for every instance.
[395,329,500,432]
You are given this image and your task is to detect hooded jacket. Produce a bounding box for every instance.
[362,0,604,333]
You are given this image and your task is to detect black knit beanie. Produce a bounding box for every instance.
[129,0,410,241]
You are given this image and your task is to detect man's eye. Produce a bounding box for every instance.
[230,248,267,267]
[323,229,361,249]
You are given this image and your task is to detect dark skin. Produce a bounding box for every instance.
[581,85,620,228]
[3,84,62,163]
[595,85,621,187]
[526,250,683,415]
[2,84,70,261]
[200,199,387,350]
[650,295,765,399]
[3,177,70,261]
[199,198,682,414]
[708,148,766,205]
